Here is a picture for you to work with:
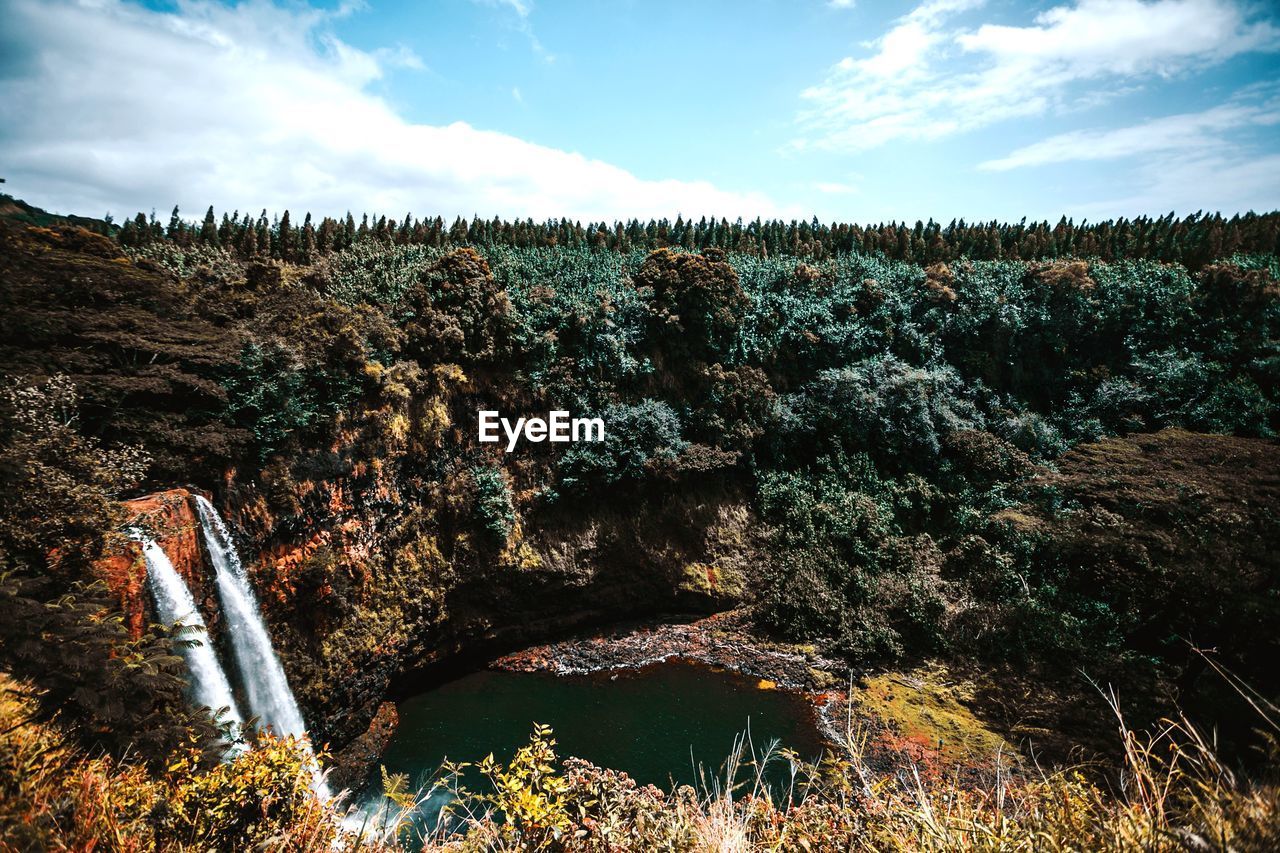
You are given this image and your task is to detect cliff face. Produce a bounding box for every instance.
[218,462,758,749]
[95,462,757,753]
[96,488,212,638]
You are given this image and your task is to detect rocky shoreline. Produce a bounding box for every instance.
[492,610,847,694]
[491,613,1023,786]
[491,610,868,755]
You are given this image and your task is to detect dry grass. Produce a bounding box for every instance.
[4,665,1278,851]
[389,672,1279,852]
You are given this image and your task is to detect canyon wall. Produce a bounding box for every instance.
[100,471,759,752]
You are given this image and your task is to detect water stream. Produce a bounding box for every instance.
[192,495,330,797]
[137,534,245,740]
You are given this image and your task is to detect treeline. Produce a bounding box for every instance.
[117,203,1280,269]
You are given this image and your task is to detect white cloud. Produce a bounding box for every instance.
[793,0,1280,152]
[0,0,791,222]
[975,88,1280,216]
[956,0,1275,72]
[828,0,856,9]
[978,94,1280,171]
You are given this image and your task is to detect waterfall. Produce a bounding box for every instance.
[138,535,245,741]
[193,496,330,797]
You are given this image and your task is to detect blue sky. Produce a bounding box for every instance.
[1,0,1278,222]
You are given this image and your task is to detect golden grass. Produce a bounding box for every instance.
[3,664,1278,851]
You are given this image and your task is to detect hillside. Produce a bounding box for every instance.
[1,204,1278,850]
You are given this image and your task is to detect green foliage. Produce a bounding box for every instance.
[471,464,515,546]
[0,376,221,763]
[450,724,573,851]
[317,240,444,306]
[755,453,950,659]
[557,399,687,493]
[0,572,226,763]
[634,247,749,365]
[161,734,328,850]
[403,248,516,364]
[126,240,242,279]
[1131,348,1274,435]
[219,341,361,460]
[783,357,987,471]
[108,194,1280,269]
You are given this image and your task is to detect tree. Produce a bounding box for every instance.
[199,205,218,246]
[166,205,185,244]
[300,212,317,264]
[402,248,515,364]
[277,210,293,262]
[634,247,749,366]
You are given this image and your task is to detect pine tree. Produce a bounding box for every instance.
[277,210,293,262]
[300,212,317,263]
[240,214,258,257]
[256,210,272,257]
[167,205,184,243]
[199,205,219,246]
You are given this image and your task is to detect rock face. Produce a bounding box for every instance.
[99,469,760,754]
[96,488,212,638]
[237,479,760,750]
[494,611,839,691]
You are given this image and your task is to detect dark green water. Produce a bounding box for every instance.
[372,661,826,800]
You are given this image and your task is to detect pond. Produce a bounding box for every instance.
[357,660,827,830]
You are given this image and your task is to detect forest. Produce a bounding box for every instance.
[51,194,1280,269]
[1,191,1278,850]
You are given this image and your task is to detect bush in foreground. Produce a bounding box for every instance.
[366,693,1280,852]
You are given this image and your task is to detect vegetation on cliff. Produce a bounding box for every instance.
[1,196,1278,848]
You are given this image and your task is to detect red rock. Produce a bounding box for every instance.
[94,488,209,638]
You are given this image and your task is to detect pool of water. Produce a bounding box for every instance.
[362,659,826,819]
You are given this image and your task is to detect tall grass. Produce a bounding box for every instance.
[391,676,1279,851]
[3,666,1277,851]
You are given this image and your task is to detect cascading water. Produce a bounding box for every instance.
[193,495,330,797]
[138,535,245,740]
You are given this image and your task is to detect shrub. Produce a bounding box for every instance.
[402,248,516,364]
[786,356,985,471]
[557,399,687,493]
[219,342,362,460]
[162,735,333,849]
[635,247,749,365]
[471,465,515,546]
[315,240,443,306]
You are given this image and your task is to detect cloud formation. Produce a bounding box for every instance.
[793,0,1280,153]
[978,92,1280,171]
[0,0,788,221]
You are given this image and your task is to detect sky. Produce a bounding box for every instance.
[0,0,1278,224]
